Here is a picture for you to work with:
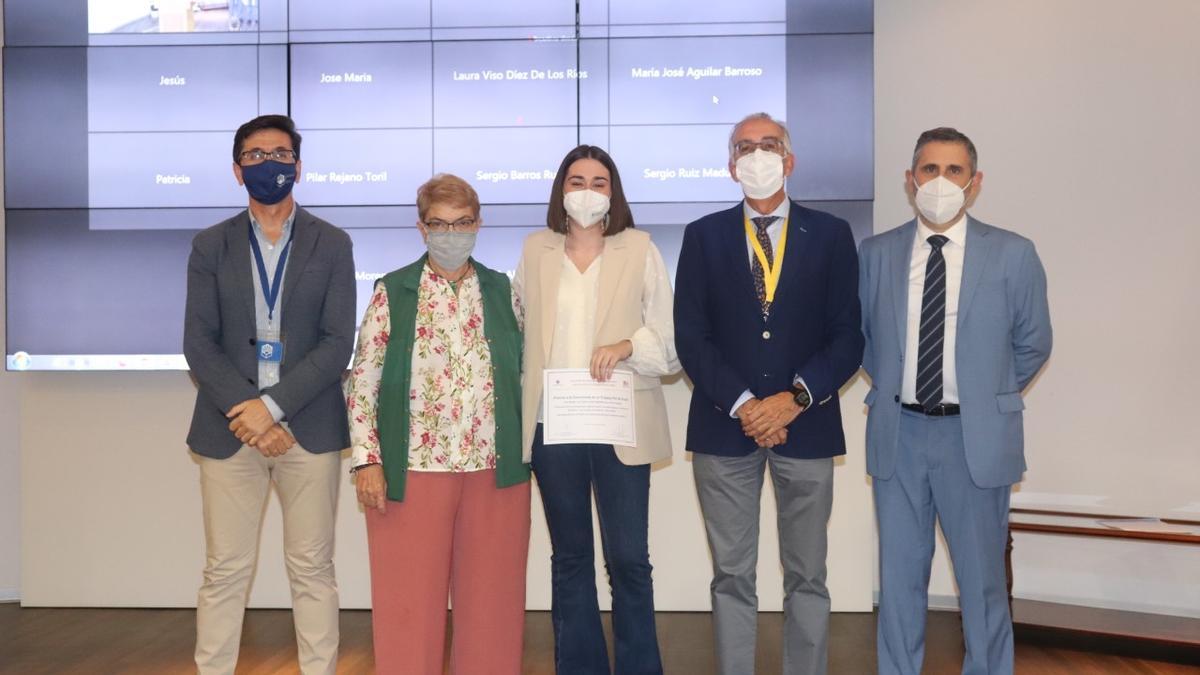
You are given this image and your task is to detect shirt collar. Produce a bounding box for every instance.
[916,212,968,248]
[249,204,298,240]
[742,193,791,222]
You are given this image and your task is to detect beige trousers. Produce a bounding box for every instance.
[194,441,341,675]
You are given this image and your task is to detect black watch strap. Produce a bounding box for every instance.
[790,383,812,409]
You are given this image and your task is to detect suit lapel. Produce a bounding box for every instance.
[775,201,807,298]
[720,204,759,315]
[228,211,257,325]
[891,220,917,346]
[539,233,565,363]
[280,207,318,313]
[957,217,993,326]
[594,230,629,334]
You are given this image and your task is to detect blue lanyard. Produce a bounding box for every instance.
[248,223,295,321]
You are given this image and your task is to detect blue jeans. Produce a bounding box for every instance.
[531,425,663,675]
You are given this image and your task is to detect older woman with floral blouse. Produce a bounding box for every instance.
[346,173,529,675]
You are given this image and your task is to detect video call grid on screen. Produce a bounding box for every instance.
[4,0,873,368]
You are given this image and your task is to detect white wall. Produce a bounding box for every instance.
[873,0,1200,616]
[18,372,875,611]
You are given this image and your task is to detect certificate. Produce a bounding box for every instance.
[543,368,637,446]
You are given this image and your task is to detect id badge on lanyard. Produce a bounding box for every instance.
[257,329,284,364]
[249,223,293,366]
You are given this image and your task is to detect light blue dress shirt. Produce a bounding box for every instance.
[249,205,296,422]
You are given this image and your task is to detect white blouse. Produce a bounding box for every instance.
[548,254,603,370]
[511,240,680,419]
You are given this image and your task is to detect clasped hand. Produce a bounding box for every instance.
[737,391,804,448]
[227,398,294,457]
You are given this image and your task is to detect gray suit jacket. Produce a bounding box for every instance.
[859,217,1052,488]
[183,206,356,459]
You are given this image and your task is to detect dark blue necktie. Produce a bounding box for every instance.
[750,215,777,314]
[916,235,950,408]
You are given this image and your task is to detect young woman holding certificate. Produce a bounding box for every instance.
[512,145,680,675]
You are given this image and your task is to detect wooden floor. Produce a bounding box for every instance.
[1,604,1196,674]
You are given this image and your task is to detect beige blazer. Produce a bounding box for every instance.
[518,228,673,465]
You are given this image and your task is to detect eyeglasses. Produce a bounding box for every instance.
[239,148,297,164]
[732,137,788,158]
[423,217,478,233]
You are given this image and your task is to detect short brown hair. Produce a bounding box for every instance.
[416,173,481,222]
[545,145,634,236]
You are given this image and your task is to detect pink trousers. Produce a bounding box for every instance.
[366,470,531,675]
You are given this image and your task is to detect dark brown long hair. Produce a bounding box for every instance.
[545,145,634,236]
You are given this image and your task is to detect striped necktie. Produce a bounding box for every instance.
[916,235,950,408]
[751,215,777,314]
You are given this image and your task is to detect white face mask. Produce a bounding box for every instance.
[563,189,611,228]
[734,149,785,200]
[913,175,968,225]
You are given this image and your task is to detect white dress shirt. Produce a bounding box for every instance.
[901,214,968,405]
[742,194,791,268]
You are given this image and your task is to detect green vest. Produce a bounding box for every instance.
[376,256,529,501]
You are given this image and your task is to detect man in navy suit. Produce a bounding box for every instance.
[859,127,1051,674]
[674,113,864,675]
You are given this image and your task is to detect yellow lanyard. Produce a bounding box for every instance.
[744,215,788,304]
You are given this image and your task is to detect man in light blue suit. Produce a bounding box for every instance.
[859,127,1052,675]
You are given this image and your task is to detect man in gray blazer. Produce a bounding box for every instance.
[859,127,1051,675]
[183,114,355,675]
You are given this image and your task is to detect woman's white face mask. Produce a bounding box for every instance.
[563,189,611,228]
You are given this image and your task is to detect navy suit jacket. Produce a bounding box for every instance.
[674,201,864,458]
[183,207,356,459]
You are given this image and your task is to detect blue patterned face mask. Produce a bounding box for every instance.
[241,160,297,205]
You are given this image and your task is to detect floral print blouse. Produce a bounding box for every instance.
[348,263,504,472]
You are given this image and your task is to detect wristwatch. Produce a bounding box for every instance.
[790,382,812,410]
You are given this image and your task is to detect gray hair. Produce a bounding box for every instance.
[728,112,792,158]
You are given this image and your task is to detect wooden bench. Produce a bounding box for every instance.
[1006,508,1200,664]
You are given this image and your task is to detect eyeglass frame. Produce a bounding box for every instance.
[421,217,479,233]
[238,148,298,164]
[731,136,790,159]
